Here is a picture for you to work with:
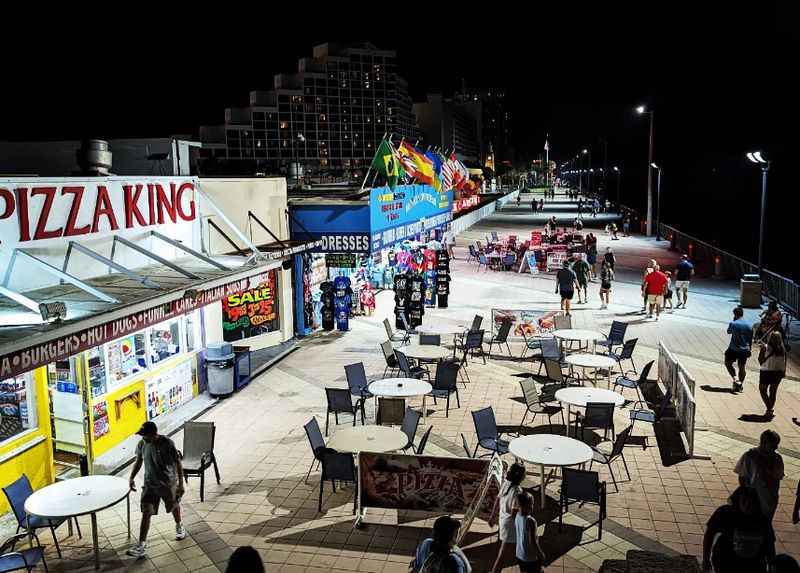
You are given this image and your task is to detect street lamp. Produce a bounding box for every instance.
[613,166,621,206]
[651,163,662,240]
[637,105,655,236]
[746,150,771,275]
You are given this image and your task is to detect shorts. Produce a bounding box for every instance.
[600,282,612,291]
[647,294,664,306]
[560,289,574,301]
[576,277,588,289]
[674,280,690,290]
[759,370,784,385]
[141,483,179,515]
[517,559,543,573]
[724,348,751,364]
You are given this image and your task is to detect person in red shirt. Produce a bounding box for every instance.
[643,266,669,321]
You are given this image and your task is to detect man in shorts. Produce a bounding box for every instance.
[726,306,753,393]
[555,260,577,316]
[127,421,186,558]
[571,254,590,304]
[642,265,668,321]
[674,254,694,308]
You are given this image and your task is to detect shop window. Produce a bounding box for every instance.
[106,333,148,386]
[149,319,182,365]
[0,373,37,444]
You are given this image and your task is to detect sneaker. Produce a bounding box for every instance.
[126,543,147,559]
[175,523,187,540]
[655,315,660,321]
[647,314,653,319]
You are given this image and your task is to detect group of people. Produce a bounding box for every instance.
[554,245,617,314]
[638,254,695,321]
[530,198,545,212]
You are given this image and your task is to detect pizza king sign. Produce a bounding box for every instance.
[0,177,197,247]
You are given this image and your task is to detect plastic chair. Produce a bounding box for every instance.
[429,360,460,417]
[416,426,433,455]
[380,340,399,378]
[324,388,363,436]
[518,379,565,431]
[460,434,473,458]
[609,339,639,376]
[395,350,429,381]
[419,334,441,346]
[383,318,409,344]
[471,407,509,457]
[613,359,653,402]
[575,403,616,442]
[376,397,406,425]
[597,321,628,353]
[400,408,422,452]
[182,421,222,502]
[344,362,374,400]
[589,425,634,492]
[486,318,513,357]
[318,450,358,514]
[559,468,607,540]
[0,533,48,573]
[303,417,326,483]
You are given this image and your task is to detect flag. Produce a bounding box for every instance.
[450,153,468,190]
[440,154,454,191]
[544,139,549,152]
[424,151,443,192]
[370,138,404,189]
[397,142,435,185]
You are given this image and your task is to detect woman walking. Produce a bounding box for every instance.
[599,260,614,309]
[758,331,787,419]
[492,464,526,573]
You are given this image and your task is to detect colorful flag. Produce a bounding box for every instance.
[370,138,404,189]
[450,153,468,190]
[424,151,443,192]
[398,142,435,185]
[440,153,454,191]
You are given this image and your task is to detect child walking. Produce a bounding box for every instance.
[515,492,545,572]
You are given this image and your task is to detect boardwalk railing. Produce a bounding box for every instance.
[658,341,697,457]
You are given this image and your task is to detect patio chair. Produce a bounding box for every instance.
[380,340,399,378]
[419,333,441,346]
[452,330,486,384]
[455,314,483,345]
[609,339,639,375]
[460,433,474,458]
[520,330,552,360]
[318,450,358,514]
[383,318,409,345]
[467,244,479,263]
[630,387,672,449]
[324,388,364,436]
[400,408,423,452]
[597,321,628,354]
[491,231,500,242]
[589,425,634,492]
[303,417,326,483]
[575,403,616,442]
[2,475,79,559]
[554,314,572,330]
[416,426,434,455]
[613,360,653,403]
[395,350,430,381]
[559,468,607,541]
[429,360,461,417]
[535,338,565,375]
[471,407,509,457]
[486,318,513,358]
[501,253,516,270]
[400,313,419,335]
[182,421,222,502]
[344,362,374,402]
[518,379,565,431]
[545,358,580,387]
[477,253,490,272]
[376,397,406,425]
[0,533,48,573]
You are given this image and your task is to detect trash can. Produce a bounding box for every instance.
[740,274,762,308]
[205,343,235,396]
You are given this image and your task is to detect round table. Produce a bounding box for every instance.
[564,353,617,388]
[24,475,131,570]
[369,378,433,422]
[401,344,452,361]
[326,425,409,453]
[555,387,625,438]
[509,434,593,507]
[552,329,607,353]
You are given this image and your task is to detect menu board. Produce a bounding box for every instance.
[145,360,194,420]
[92,401,110,439]
[222,270,280,342]
[325,253,357,268]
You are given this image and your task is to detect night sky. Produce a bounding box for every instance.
[1,7,788,275]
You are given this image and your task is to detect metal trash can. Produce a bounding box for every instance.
[205,343,235,396]
[740,274,762,308]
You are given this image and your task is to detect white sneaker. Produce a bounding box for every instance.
[175,523,187,540]
[126,543,147,559]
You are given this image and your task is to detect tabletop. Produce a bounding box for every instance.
[401,344,452,361]
[555,387,625,408]
[326,426,408,454]
[509,434,592,467]
[417,325,464,336]
[552,329,607,342]
[369,378,432,397]
[564,353,616,369]
[25,475,130,519]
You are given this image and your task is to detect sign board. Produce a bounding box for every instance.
[145,359,194,419]
[221,270,280,342]
[530,231,542,247]
[288,203,371,253]
[370,184,452,252]
[325,253,357,268]
[457,454,503,545]
[491,309,559,339]
[546,251,568,272]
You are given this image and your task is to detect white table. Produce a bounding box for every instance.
[24,475,130,570]
[326,425,409,454]
[564,353,617,388]
[401,344,452,361]
[555,387,625,437]
[509,434,593,508]
[552,329,607,353]
[369,378,433,422]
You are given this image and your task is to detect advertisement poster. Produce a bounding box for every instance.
[370,184,452,252]
[92,401,110,439]
[222,270,280,342]
[530,231,542,247]
[491,309,560,339]
[146,360,194,420]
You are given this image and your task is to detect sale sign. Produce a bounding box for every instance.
[222,270,280,342]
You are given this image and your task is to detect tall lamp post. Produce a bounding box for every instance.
[613,166,621,206]
[746,151,770,275]
[636,105,655,236]
[651,163,662,240]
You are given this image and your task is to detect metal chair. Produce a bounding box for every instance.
[554,314,572,330]
[575,403,616,442]
[597,321,628,354]
[486,318,513,358]
[471,407,509,457]
[491,231,500,242]
[380,340,399,378]
[416,426,434,455]
[460,433,474,458]
[376,397,406,425]
[181,421,222,502]
[395,350,429,381]
[324,388,364,436]
[318,450,358,514]
[613,360,653,403]
[536,338,565,375]
[383,318,409,344]
[609,339,639,376]
[400,408,423,452]
[501,253,516,270]
[545,358,580,387]
[452,330,486,384]
[2,475,79,559]
[630,387,672,449]
[400,313,418,335]
[520,330,550,359]
[344,362,374,402]
[419,334,441,346]
[559,468,607,541]
[589,425,634,492]
[303,417,326,484]
[0,533,48,573]
[477,253,489,272]
[518,379,565,431]
[467,244,479,263]
[429,360,461,417]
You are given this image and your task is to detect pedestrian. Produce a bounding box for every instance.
[412,515,471,572]
[555,260,577,316]
[674,254,694,308]
[538,199,544,212]
[547,216,557,234]
[623,214,631,236]
[445,226,457,260]
[725,306,753,393]
[514,492,545,573]
[758,330,787,419]
[642,264,668,320]
[599,259,614,309]
[126,421,186,559]
[572,254,590,304]
[603,247,616,271]
[663,271,674,312]
[610,222,619,240]
[491,463,526,573]
[226,546,265,573]
[577,198,583,215]
[702,485,775,573]
[517,194,521,206]
[592,198,599,217]
[574,217,583,233]
[585,234,598,280]
[735,429,784,521]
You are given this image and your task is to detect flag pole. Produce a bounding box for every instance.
[360,131,388,190]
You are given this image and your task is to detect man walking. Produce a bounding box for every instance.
[572,254,590,304]
[642,264,668,320]
[726,306,753,393]
[555,260,577,316]
[735,430,784,521]
[127,421,187,559]
[674,254,694,308]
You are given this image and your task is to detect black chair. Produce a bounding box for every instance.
[460,433,474,458]
[536,338,565,375]
[376,397,406,425]
[324,388,364,436]
[518,379,565,431]
[589,425,633,492]
[486,318,513,358]
[471,407,509,457]
[380,340,399,378]
[400,408,422,452]
[613,360,654,403]
[416,426,434,455]
[455,314,483,345]
[545,358,580,387]
[575,402,616,442]
[383,318,409,344]
[318,449,358,514]
[400,313,418,335]
[609,339,638,375]
[429,360,460,417]
[597,321,628,354]
[419,333,441,346]
[520,330,551,359]
[0,533,48,573]
[181,421,222,502]
[467,244,479,263]
[630,387,672,449]
[559,468,607,540]
[344,362,374,402]
[2,475,79,559]
[303,417,326,483]
[395,350,429,381]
